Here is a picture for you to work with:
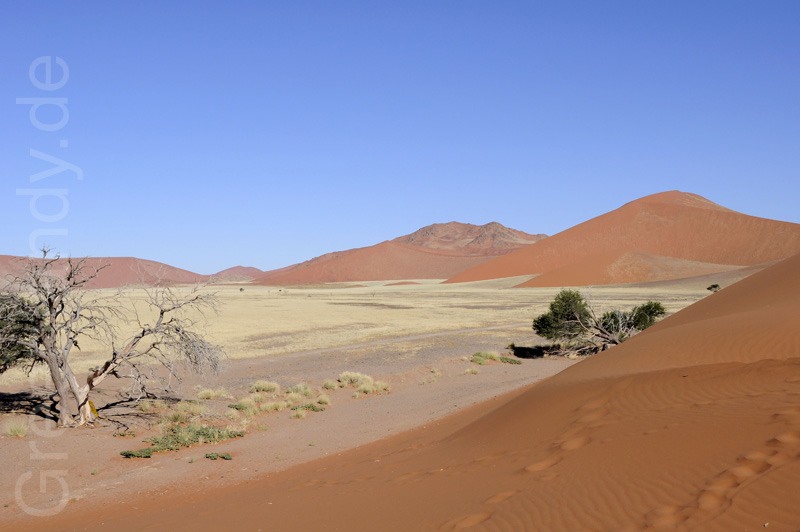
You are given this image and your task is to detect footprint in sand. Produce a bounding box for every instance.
[524,454,562,473]
[560,435,591,451]
[647,423,800,527]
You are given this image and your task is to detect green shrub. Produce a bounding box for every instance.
[533,290,590,341]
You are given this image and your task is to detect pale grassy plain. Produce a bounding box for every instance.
[0,275,709,386]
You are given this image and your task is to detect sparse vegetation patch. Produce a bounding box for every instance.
[121,423,244,458]
[532,290,666,357]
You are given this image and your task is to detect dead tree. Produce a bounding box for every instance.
[0,250,222,426]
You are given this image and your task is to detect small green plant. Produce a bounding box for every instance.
[470,352,500,365]
[250,380,280,394]
[121,448,154,459]
[499,356,522,365]
[4,419,29,438]
[464,368,479,375]
[204,452,232,461]
[291,409,307,419]
[322,379,337,390]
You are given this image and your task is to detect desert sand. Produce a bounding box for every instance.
[5,252,798,530]
[255,222,546,285]
[447,191,800,287]
[1,276,707,531]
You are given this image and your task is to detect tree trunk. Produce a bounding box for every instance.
[43,356,75,426]
[61,362,97,426]
[76,385,95,425]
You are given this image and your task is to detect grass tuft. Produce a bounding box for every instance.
[316,394,331,406]
[197,387,232,400]
[321,380,337,390]
[259,401,289,413]
[291,409,307,419]
[250,380,280,394]
[284,392,304,404]
[4,419,28,438]
[287,382,313,398]
[338,371,373,387]
[470,352,522,365]
[137,399,168,414]
[228,397,258,416]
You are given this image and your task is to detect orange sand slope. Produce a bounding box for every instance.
[446,190,800,287]
[0,255,208,289]
[35,252,800,531]
[255,221,546,285]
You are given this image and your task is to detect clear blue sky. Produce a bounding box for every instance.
[2,1,798,274]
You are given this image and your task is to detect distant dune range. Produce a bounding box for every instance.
[0,222,542,289]
[0,255,210,289]
[252,221,547,285]
[3,191,799,289]
[33,252,800,531]
[447,190,800,286]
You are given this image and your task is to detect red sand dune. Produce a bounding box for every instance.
[30,252,800,531]
[255,222,546,285]
[446,190,800,287]
[0,255,208,289]
[212,265,265,282]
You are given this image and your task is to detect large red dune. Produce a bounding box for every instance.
[27,251,800,531]
[254,221,546,285]
[446,190,800,287]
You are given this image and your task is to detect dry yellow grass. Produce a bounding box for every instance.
[0,281,708,386]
